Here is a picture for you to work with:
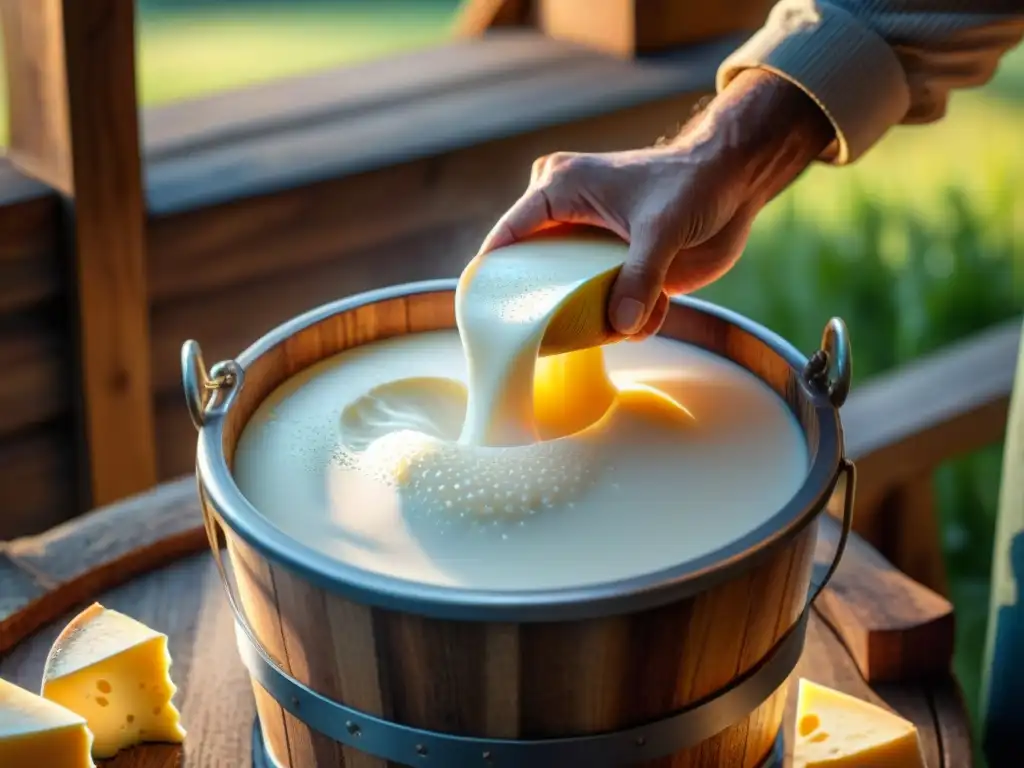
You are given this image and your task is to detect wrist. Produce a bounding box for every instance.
[674,68,835,205]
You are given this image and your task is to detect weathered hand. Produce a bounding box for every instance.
[478,144,758,340]
[477,69,835,339]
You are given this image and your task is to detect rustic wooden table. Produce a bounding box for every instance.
[0,479,975,767]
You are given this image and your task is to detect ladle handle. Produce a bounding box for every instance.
[182,340,244,431]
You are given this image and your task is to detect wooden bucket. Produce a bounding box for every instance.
[182,280,855,768]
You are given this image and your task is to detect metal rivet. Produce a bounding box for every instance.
[345,721,361,737]
[290,696,300,709]
[482,750,493,762]
[416,744,429,757]
[635,736,647,747]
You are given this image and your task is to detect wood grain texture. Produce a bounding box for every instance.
[0,550,972,767]
[538,0,773,57]
[141,32,584,162]
[0,166,67,538]
[0,0,158,510]
[0,191,61,316]
[0,299,70,438]
[814,516,954,684]
[0,420,78,540]
[0,477,202,655]
[0,0,73,194]
[874,475,950,598]
[143,31,733,215]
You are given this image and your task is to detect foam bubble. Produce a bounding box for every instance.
[340,429,603,523]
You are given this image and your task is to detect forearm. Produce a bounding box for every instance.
[719,0,1024,165]
[671,69,835,209]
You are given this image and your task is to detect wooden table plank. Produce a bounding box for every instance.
[1,551,969,767]
[0,477,202,654]
[1,554,254,768]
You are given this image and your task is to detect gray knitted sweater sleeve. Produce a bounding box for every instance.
[717,1,1024,163]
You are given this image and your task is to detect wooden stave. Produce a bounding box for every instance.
[196,284,838,767]
[223,509,816,768]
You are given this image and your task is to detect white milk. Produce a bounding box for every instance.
[234,240,809,591]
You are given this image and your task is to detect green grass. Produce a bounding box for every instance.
[1,2,1020,758]
[136,3,461,105]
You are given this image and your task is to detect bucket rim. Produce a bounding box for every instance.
[193,278,845,622]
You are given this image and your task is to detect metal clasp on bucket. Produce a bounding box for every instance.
[182,340,244,431]
[803,318,852,408]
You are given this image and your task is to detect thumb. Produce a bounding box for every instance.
[608,223,673,336]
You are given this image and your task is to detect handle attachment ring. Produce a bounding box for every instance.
[182,340,243,431]
[804,317,852,408]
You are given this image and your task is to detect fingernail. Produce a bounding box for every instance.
[613,298,645,334]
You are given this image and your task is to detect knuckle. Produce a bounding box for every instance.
[546,151,578,170]
[530,155,551,181]
[534,151,585,180]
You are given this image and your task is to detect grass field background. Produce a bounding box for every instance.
[1,2,1021,759]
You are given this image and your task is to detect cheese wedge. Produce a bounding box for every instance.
[793,678,926,767]
[41,603,186,759]
[0,676,96,767]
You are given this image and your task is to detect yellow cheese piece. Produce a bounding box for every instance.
[41,603,186,759]
[793,678,926,767]
[0,676,95,767]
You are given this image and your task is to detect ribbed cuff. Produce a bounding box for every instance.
[716,0,911,165]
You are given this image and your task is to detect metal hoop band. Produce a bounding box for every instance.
[252,719,788,768]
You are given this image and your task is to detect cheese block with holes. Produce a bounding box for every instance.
[41,603,186,759]
[793,678,926,767]
[0,677,96,767]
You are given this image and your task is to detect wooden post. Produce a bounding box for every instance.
[879,476,950,597]
[537,0,773,57]
[453,0,535,37]
[1,0,158,508]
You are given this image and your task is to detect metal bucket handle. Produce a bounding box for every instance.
[180,316,856,767]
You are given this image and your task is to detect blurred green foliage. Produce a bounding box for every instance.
[697,111,1022,761]
[696,50,1024,753]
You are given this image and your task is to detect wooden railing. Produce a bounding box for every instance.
[1,0,155,510]
[843,319,1021,593]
